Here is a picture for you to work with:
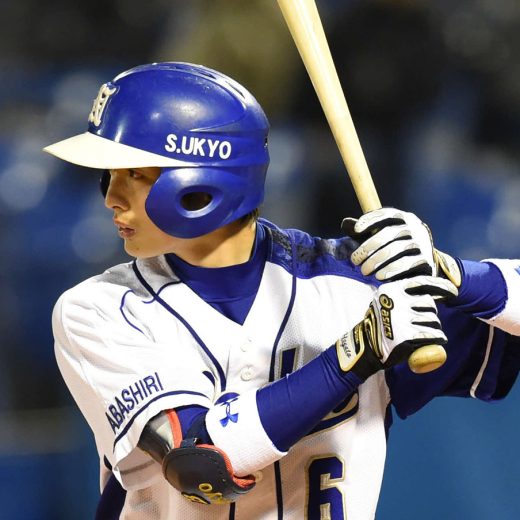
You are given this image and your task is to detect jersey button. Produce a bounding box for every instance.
[240,340,252,352]
[240,367,254,381]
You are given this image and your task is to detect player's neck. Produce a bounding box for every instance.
[172,219,257,268]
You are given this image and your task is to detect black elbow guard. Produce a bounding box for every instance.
[138,409,255,504]
[163,438,255,505]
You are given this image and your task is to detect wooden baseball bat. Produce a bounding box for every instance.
[277,0,446,374]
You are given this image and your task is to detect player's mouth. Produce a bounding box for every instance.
[114,220,136,238]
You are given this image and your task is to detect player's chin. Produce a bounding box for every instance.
[123,240,144,258]
[123,240,161,259]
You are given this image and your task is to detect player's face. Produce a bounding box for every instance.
[105,167,180,258]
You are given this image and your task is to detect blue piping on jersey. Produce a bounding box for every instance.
[112,389,207,449]
[274,461,284,520]
[103,455,112,470]
[266,231,298,517]
[268,231,298,383]
[141,281,181,304]
[120,290,146,335]
[203,370,216,386]
[132,261,227,392]
[120,281,181,334]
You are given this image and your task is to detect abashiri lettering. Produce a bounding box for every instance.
[105,372,164,433]
[164,134,232,159]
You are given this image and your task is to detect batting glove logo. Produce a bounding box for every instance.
[378,294,394,340]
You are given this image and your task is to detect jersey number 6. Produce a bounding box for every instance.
[305,455,346,520]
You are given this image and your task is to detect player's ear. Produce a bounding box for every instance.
[100,170,110,198]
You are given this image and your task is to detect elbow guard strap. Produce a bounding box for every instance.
[163,439,255,505]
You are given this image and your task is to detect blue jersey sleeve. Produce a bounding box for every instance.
[386,304,520,419]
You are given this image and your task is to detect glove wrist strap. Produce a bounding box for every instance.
[336,315,382,380]
[434,249,462,287]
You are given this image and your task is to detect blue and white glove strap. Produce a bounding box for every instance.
[481,259,520,335]
[205,390,286,477]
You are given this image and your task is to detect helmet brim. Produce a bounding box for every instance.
[43,132,192,169]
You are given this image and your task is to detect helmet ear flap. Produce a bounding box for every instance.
[145,167,255,239]
[100,170,110,198]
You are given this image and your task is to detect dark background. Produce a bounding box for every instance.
[1,0,519,518]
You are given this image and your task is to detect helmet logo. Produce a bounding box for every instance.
[164,133,232,160]
[88,83,117,127]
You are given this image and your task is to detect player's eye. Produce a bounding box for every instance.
[128,169,143,179]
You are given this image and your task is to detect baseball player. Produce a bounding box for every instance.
[45,62,520,520]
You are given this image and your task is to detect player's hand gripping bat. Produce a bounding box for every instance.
[276,0,447,374]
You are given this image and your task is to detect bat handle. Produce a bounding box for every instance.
[407,344,447,374]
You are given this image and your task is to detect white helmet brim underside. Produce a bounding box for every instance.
[43,132,193,170]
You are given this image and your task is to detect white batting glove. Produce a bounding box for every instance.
[342,207,461,287]
[336,275,457,380]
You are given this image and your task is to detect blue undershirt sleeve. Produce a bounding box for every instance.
[176,405,211,443]
[256,346,363,452]
[446,259,506,318]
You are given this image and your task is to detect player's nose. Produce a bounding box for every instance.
[104,171,130,211]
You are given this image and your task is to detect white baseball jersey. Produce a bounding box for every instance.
[52,220,519,520]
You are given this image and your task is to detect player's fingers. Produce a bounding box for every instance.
[409,294,440,329]
[354,208,406,235]
[351,225,412,265]
[370,254,429,280]
[404,275,458,299]
[411,328,447,344]
[360,241,423,277]
[412,312,443,331]
[340,217,359,238]
[408,293,438,312]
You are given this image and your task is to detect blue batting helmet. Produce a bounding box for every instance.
[44,62,270,238]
